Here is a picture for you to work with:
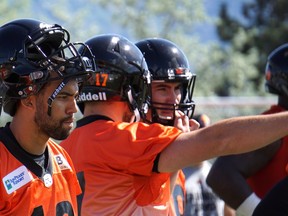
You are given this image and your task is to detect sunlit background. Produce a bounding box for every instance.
[1,0,284,126]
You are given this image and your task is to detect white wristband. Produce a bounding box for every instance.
[236,193,261,216]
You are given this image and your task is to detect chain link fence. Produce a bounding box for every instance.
[193,96,277,123]
[0,97,277,127]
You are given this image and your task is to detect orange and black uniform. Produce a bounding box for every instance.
[61,115,182,215]
[0,123,81,216]
[247,105,288,198]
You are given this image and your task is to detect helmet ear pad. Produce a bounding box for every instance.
[4,91,37,116]
[3,99,18,116]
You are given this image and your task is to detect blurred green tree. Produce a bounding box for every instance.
[217,0,288,90]
[0,0,276,124]
[92,0,261,97]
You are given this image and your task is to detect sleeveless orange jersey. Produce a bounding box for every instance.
[247,105,288,198]
[0,126,81,216]
[61,115,182,215]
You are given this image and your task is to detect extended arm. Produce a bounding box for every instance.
[158,112,288,173]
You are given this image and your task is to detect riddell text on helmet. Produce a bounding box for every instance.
[78,92,107,102]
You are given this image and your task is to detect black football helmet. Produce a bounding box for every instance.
[0,18,94,116]
[265,43,288,97]
[135,38,196,126]
[77,34,151,121]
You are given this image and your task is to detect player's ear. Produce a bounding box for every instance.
[21,96,35,110]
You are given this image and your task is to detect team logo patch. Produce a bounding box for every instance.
[2,166,33,194]
[54,154,71,170]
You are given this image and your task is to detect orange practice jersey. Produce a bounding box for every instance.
[247,105,288,198]
[61,115,182,215]
[0,126,81,216]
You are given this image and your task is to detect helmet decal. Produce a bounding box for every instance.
[78,34,150,121]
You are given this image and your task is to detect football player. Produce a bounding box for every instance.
[136,38,234,216]
[207,43,288,216]
[136,38,197,216]
[0,18,93,215]
[62,33,288,215]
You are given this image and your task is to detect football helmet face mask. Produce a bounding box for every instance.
[77,34,151,122]
[0,18,94,116]
[135,38,196,126]
[265,43,288,97]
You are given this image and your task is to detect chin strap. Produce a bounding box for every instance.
[0,81,8,116]
[0,96,2,116]
[47,78,70,116]
[126,87,141,122]
[281,84,288,97]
